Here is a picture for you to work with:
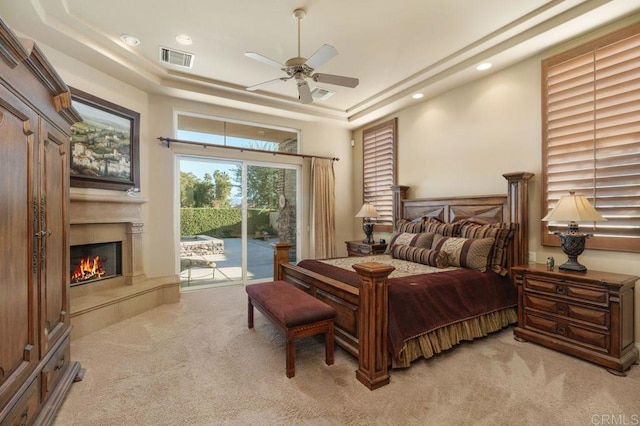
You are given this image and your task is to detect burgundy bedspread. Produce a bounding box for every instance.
[296,259,516,358]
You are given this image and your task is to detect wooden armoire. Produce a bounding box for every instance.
[0,19,82,425]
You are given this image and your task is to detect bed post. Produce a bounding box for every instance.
[353,262,395,390]
[272,242,292,281]
[503,172,534,268]
[391,185,409,231]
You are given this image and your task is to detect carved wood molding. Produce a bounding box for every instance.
[0,19,30,68]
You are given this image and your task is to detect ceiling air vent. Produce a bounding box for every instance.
[311,87,335,101]
[159,46,194,68]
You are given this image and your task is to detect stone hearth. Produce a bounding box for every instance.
[69,193,179,339]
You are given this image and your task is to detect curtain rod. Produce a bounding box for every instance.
[158,137,339,162]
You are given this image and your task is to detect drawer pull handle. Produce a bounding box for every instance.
[557,305,567,315]
[557,326,566,335]
[55,357,65,370]
[20,408,28,426]
[556,287,567,295]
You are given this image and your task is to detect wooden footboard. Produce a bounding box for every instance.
[274,242,394,390]
[273,171,533,390]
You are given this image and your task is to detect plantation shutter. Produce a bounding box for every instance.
[363,118,397,228]
[542,22,640,252]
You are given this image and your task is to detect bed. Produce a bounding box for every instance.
[273,172,534,389]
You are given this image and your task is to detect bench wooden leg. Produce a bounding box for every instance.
[325,323,335,366]
[286,338,295,378]
[247,297,254,329]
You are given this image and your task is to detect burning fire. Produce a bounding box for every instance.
[71,255,106,283]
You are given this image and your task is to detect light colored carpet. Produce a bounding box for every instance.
[54,284,640,425]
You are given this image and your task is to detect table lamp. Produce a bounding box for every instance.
[355,203,379,244]
[542,191,606,272]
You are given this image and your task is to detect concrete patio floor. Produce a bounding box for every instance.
[180,237,280,289]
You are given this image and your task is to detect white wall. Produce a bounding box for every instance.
[351,49,640,342]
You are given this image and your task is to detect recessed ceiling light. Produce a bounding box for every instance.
[412,93,424,99]
[175,34,193,45]
[120,34,140,46]
[476,62,492,71]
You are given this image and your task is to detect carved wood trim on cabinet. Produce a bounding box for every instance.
[0,16,82,425]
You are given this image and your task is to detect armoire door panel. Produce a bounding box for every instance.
[0,89,39,409]
[39,124,70,354]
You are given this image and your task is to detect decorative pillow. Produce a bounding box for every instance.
[385,231,435,253]
[431,234,494,272]
[423,217,462,237]
[391,245,449,268]
[459,221,518,276]
[396,218,425,233]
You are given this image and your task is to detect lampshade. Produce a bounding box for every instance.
[542,191,606,223]
[355,203,379,218]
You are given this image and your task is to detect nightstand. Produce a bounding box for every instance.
[345,241,388,257]
[511,264,639,375]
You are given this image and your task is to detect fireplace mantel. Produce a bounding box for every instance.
[68,191,179,339]
[70,192,147,224]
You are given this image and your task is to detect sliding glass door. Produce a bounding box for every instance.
[178,156,298,288]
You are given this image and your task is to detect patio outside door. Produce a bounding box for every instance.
[178,156,298,288]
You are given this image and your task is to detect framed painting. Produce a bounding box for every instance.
[69,87,140,190]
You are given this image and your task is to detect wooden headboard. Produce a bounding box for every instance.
[391,172,534,269]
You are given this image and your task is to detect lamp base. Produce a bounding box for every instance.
[558,259,587,272]
[362,222,375,245]
[556,230,590,273]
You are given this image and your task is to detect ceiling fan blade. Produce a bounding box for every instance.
[244,52,285,70]
[297,80,313,104]
[312,73,359,88]
[305,44,338,70]
[246,77,288,91]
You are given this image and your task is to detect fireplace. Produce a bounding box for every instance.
[70,242,122,286]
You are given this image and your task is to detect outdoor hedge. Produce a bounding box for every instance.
[181,208,274,238]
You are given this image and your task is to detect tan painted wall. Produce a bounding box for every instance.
[37,44,353,282]
[351,44,640,343]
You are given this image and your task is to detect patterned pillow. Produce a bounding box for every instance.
[459,221,518,276]
[391,245,449,268]
[385,232,435,253]
[423,217,462,237]
[396,218,425,233]
[431,234,494,272]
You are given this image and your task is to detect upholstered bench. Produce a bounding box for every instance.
[246,280,337,378]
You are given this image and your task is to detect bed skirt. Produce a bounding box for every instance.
[392,307,518,368]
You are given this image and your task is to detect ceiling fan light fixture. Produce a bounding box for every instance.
[244,8,359,104]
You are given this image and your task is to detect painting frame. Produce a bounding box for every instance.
[69,87,140,190]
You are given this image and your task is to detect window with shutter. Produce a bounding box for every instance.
[363,118,397,231]
[542,22,640,252]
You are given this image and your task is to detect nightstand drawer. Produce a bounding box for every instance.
[523,276,608,306]
[524,312,609,352]
[345,241,387,257]
[524,294,609,328]
[355,245,372,255]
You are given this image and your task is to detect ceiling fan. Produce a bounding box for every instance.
[245,8,359,104]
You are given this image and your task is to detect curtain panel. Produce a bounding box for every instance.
[311,158,336,259]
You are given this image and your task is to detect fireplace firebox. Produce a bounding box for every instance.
[70,241,122,286]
